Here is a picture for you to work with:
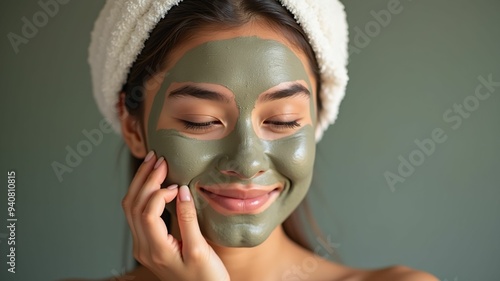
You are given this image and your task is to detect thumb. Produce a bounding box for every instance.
[176,185,207,259]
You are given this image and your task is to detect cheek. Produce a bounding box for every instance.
[266,126,316,185]
[149,130,220,185]
[149,126,316,189]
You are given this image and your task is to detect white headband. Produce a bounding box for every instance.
[88,0,349,141]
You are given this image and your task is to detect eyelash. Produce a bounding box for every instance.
[181,120,301,131]
[183,120,221,131]
[264,120,301,129]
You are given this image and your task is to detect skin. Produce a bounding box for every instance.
[147,36,316,247]
[104,21,440,281]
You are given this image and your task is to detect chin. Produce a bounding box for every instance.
[202,220,275,248]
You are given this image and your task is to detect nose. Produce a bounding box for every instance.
[218,127,269,180]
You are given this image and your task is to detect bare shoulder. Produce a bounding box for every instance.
[59,265,160,281]
[315,261,438,281]
[361,265,439,281]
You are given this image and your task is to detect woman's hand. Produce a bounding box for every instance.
[122,151,230,281]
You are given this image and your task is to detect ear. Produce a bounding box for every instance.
[118,92,148,158]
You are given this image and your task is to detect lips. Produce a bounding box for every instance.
[198,184,282,215]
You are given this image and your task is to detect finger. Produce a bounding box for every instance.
[141,186,181,264]
[122,150,156,256]
[123,151,157,208]
[132,157,168,214]
[132,157,168,260]
[176,185,206,260]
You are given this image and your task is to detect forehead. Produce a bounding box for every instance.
[162,36,312,96]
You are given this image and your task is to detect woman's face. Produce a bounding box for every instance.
[139,23,318,247]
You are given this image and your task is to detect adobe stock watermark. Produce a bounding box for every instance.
[50,66,162,183]
[349,0,412,57]
[281,235,340,281]
[385,74,499,192]
[6,0,71,54]
[51,119,114,182]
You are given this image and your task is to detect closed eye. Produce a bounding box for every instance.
[264,120,301,129]
[182,120,222,131]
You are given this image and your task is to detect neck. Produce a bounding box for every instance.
[170,218,298,281]
[210,226,291,279]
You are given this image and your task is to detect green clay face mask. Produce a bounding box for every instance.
[147,37,317,247]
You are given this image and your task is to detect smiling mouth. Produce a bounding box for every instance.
[198,186,282,215]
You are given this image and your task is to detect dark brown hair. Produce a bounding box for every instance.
[123,0,337,260]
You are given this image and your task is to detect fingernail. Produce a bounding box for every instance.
[144,151,155,163]
[166,184,178,190]
[154,157,164,169]
[179,185,191,202]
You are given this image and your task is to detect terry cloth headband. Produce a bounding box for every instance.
[88,0,349,141]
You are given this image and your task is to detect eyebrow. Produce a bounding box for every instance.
[168,85,231,103]
[259,83,310,102]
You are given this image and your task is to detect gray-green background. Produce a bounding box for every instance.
[1,1,498,280]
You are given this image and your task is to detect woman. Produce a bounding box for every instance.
[85,0,439,280]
